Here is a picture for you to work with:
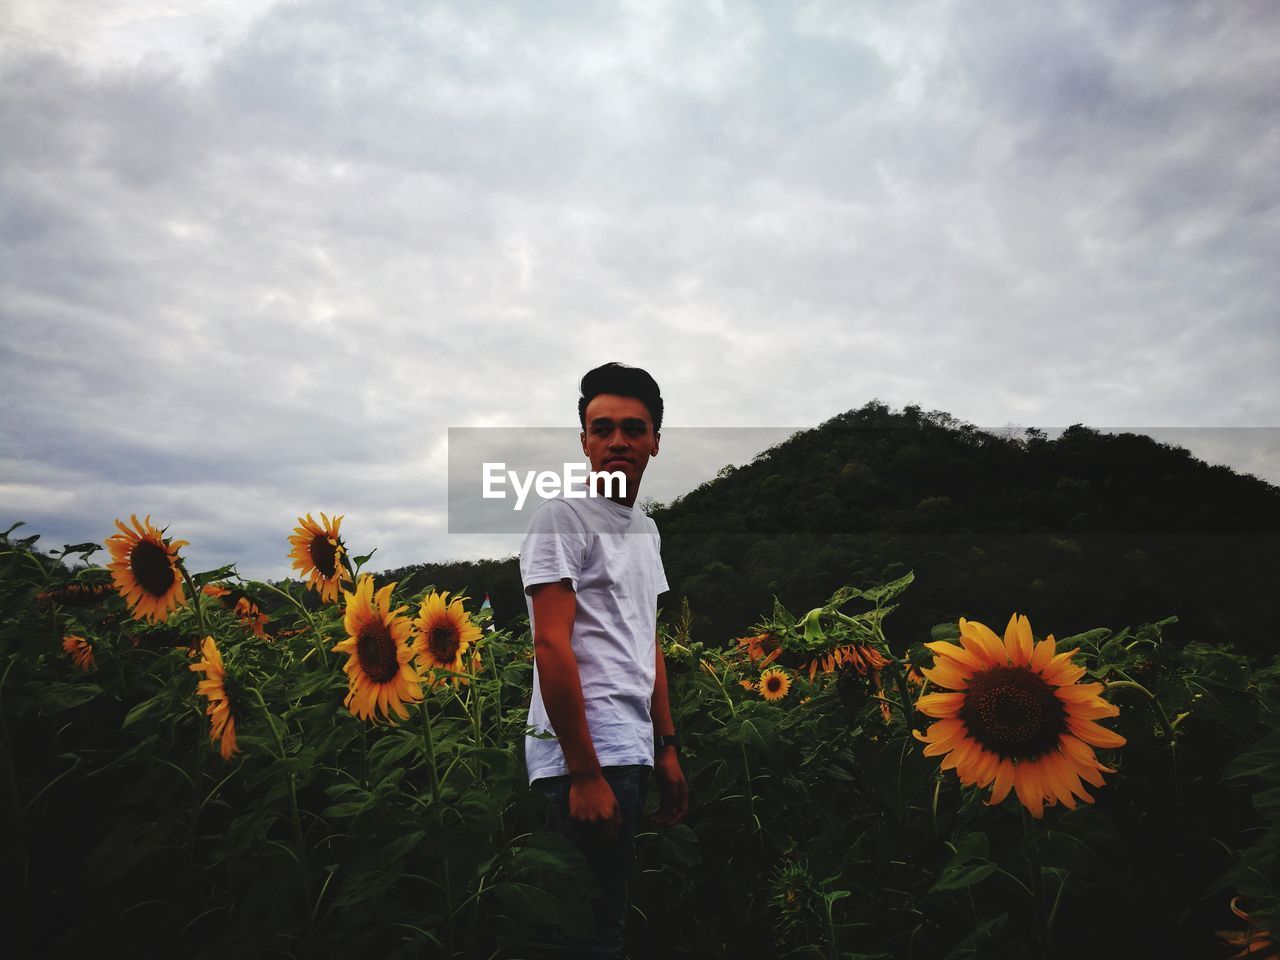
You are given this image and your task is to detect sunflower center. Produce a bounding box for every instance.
[766,676,782,692]
[131,540,176,597]
[220,670,245,719]
[309,536,338,577]
[429,624,460,663]
[356,621,399,684]
[958,665,1067,761]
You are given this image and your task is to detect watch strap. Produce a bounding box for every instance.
[656,733,680,753]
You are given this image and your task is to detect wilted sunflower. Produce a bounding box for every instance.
[802,642,890,682]
[1218,898,1279,959]
[288,512,351,603]
[759,667,792,701]
[203,584,269,638]
[737,633,782,666]
[914,614,1126,819]
[106,514,188,622]
[413,590,483,688]
[38,583,114,607]
[188,635,241,760]
[234,597,269,638]
[333,575,425,723]
[62,635,94,671]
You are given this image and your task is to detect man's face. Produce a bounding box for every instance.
[580,393,660,503]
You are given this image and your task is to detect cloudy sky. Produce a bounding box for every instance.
[2,0,1277,580]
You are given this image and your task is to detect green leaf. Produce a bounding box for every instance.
[492,881,567,923]
[941,915,1007,959]
[324,800,373,818]
[930,622,961,641]
[381,829,426,863]
[23,681,103,714]
[929,832,995,893]
[191,564,238,587]
[860,570,914,604]
[122,694,164,729]
[1224,730,1280,782]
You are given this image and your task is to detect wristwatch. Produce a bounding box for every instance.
[656,733,681,754]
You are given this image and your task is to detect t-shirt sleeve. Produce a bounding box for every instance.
[520,499,590,594]
[653,520,670,595]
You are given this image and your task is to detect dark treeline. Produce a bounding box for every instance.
[385,401,1280,656]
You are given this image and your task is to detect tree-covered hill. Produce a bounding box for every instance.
[388,401,1280,655]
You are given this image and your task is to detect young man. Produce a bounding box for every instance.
[519,362,688,958]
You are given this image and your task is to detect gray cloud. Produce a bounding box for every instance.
[2,0,1277,579]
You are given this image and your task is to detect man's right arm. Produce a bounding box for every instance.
[530,580,621,836]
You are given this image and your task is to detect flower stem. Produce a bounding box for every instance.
[0,659,21,817]
[1021,808,1053,959]
[248,578,324,663]
[252,687,311,906]
[180,565,208,635]
[1105,679,1175,740]
[705,657,762,840]
[893,666,916,731]
[420,697,441,803]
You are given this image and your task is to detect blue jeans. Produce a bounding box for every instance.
[532,764,652,959]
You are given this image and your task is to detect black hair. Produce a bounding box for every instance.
[578,362,664,434]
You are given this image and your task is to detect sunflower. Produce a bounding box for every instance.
[914,614,1126,819]
[188,635,241,760]
[203,583,269,638]
[288,512,351,603]
[62,635,94,671]
[234,597,270,638]
[740,679,757,692]
[737,633,782,666]
[106,515,188,622]
[1218,898,1279,959]
[413,590,483,688]
[38,583,114,607]
[332,575,425,723]
[759,668,792,701]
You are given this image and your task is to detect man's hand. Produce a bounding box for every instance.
[651,749,688,827]
[570,771,622,839]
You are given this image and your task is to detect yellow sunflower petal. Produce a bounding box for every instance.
[961,618,1009,665]
[916,692,967,718]
[922,663,970,690]
[987,759,1016,805]
[924,640,987,672]
[1066,716,1127,749]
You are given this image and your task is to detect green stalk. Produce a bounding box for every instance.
[420,697,441,803]
[1104,680,1175,740]
[930,777,941,837]
[824,894,840,960]
[704,657,762,838]
[180,565,208,635]
[443,855,455,959]
[893,667,916,731]
[1021,809,1052,959]
[0,659,20,816]
[248,579,325,664]
[252,687,312,906]
[0,658,29,955]
[185,709,206,888]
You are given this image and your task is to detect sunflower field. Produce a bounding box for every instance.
[2,516,1278,959]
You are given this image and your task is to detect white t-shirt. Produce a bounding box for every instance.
[519,493,670,784]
